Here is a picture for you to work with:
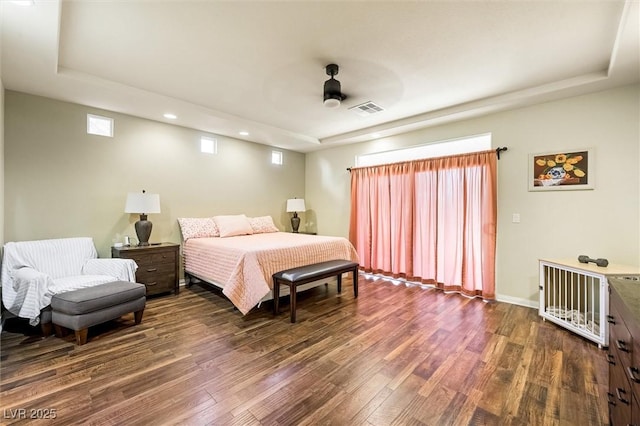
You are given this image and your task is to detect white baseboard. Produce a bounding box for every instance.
[496,294,538,310]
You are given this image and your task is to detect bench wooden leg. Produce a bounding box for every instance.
[273,279,280,315]
[134,309,144,324]
[337,273,342,293]
[353,267,358,298]
[290,284,297,323]
[74,328,88,345]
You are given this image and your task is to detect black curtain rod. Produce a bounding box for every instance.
[347,147,508,171]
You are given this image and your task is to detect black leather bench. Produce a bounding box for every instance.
[272,259,359,323]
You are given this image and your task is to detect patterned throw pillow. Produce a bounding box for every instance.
[249,216,279,234]
[177,217,220,240]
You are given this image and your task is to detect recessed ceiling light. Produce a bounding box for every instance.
[239,131,249,136]
[163,113,177,119]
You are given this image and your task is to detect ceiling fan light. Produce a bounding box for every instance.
[324,77,342,108]
[324,98,341,108]
[322,64,345,109]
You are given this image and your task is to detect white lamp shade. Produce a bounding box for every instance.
[286,198,306,213]
[125,192,161,214]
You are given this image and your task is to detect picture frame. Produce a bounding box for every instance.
[528,149,594,191]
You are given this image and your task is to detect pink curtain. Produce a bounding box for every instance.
[349,150,497,299]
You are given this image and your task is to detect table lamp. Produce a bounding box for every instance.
[286,198,306,233]
[125,190,161,246]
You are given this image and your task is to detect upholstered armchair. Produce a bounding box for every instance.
[1,237,138,335]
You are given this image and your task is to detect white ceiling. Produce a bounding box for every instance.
[1,0,638,153]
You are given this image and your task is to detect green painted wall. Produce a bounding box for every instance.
[4,91,305,257]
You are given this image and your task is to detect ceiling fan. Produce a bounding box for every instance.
[323,63,347,108]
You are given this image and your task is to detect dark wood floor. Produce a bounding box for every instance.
[1,275,609,425]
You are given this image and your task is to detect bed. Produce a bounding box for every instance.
[182,229,359,314]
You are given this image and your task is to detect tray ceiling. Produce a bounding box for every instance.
[1,1,638,152]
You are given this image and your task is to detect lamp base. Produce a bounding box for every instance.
[291,213,300,233]
[135,214,153,246]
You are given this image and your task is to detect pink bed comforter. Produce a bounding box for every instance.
[183,232,359,314]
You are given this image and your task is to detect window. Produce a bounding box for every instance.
[272,150,283,165]
[356,133,491,167]
[87,114,114,137]
[201,137,217,154]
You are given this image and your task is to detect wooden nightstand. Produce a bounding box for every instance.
[111,243,179,296]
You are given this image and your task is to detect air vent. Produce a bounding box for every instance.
[349,101,384,117]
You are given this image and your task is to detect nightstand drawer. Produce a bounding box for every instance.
[139,273,176,295]
[127,253,152,266]
[136,263,175,279]
[115,250,176,266]
[152,251,175,264]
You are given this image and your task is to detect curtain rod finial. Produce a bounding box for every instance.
[496,147,508,160]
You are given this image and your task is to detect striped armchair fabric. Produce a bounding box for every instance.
[1,237,138,326]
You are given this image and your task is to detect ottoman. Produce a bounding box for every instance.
[51,281,146,345]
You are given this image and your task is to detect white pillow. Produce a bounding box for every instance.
[249,216,279,234]
[213,214,254,238]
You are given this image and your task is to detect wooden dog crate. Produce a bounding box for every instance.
[539,258,640,348]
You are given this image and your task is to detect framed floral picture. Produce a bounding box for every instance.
[528,149,594,191]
